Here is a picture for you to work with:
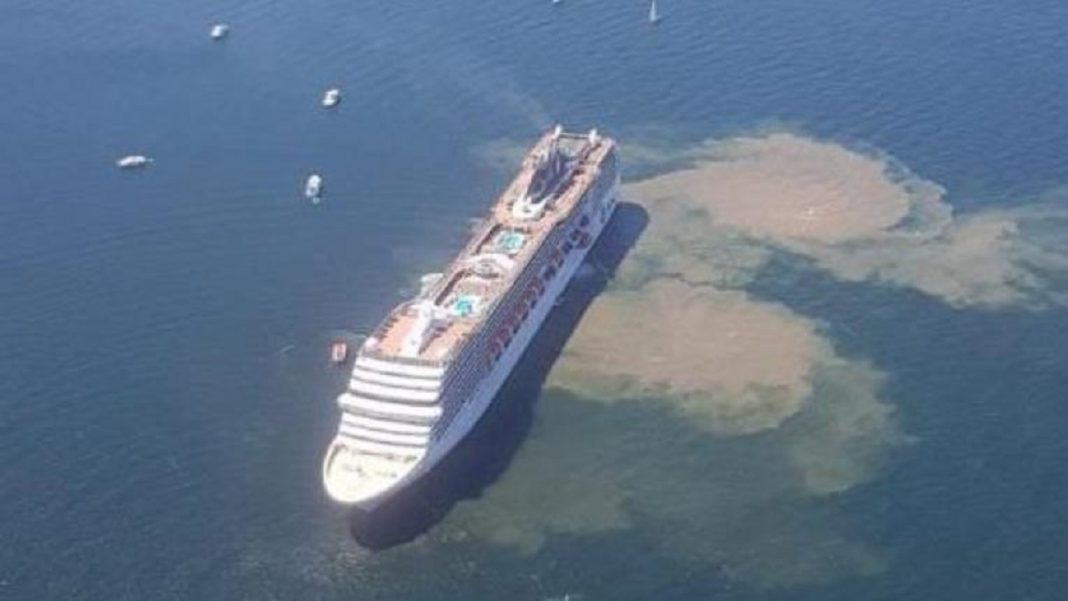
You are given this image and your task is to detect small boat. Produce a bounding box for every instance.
[552,0,563,5]
[330,341,348,364]
[116,155,153,169]
[210,24,230,40]
[648,0,662,24]
[305,173,324,202]
[321,88,341,108]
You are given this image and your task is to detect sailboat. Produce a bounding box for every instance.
[648,0,662,24]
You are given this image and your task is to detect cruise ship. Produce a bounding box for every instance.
[322,126,620,507]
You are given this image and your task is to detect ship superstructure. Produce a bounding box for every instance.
[322,126,620,506]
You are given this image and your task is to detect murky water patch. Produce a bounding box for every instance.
[626,132,1068,309]
[442,130,1068,590]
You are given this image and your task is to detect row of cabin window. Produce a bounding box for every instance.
[488,291,538,363]
[435,334,487,423]
[433,217,583,431]
[439,293,510,390]
[436,287,534,428]
[450,206,577,374]
[481,233,549,335]
[489,261,555,365]
[433,360,486,438]
[491,302,532,363]
[438,328,502,435]
[484,217,580,367]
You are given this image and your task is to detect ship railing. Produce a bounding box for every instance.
[360,346,446,369]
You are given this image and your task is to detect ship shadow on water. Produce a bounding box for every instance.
[348,201,648,550]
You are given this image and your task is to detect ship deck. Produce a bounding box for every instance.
[362,128,615,365]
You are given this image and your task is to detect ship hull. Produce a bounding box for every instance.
[357,182,618,510]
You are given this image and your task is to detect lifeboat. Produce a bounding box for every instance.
[330,341,348,365]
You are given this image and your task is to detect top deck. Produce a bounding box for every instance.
[360,127,616,366]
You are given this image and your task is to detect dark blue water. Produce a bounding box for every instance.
[2,0,1067,599]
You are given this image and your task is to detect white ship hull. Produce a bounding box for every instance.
[357,182,618,509]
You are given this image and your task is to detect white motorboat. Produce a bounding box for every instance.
[322,88,342,108]
[210,24,230,40]
[305,173,324,200]
[116,155,153,169]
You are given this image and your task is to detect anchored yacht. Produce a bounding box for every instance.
[305,173,323,201]
[322,88,341,108]
[115,155,152,169]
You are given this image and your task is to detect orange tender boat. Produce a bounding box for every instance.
[330,341,348,365]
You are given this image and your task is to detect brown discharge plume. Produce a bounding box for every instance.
[635,133,920,243]
[627,132,1068,308]
[550,279,824,435]
[228,134,1066,595]
[441,131,1064,590]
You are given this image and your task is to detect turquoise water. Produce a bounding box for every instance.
[2,0,1067,599]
